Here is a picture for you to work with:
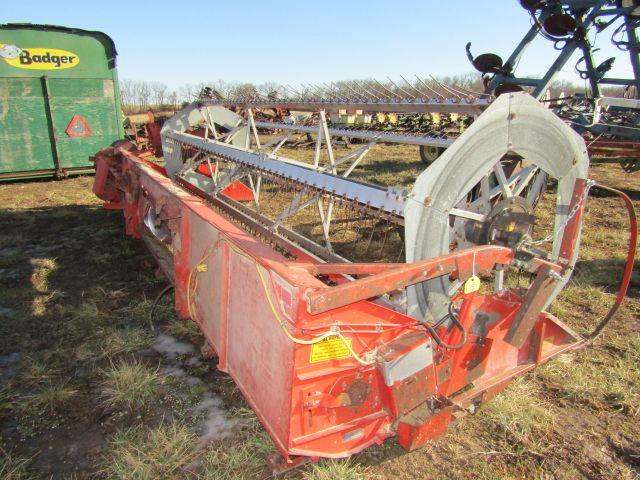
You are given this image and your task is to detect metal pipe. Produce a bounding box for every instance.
[199,98,488,115]
[253,121,453,147]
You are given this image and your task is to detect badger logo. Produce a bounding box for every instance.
[2,46,80,70]
[0,44,21,59]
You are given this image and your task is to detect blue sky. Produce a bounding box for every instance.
[3,0,633,88]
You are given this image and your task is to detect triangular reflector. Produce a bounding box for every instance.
[65,115,92,137]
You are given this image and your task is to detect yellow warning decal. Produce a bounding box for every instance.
[310,336,352,363]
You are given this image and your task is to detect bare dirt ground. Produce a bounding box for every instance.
[0,150,638,479]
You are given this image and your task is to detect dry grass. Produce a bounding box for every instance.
[165,317,204,345]
[0,448,30,480]
[478,377,556,454]
[0,388,14,414]
[302,459,373,480]
[101,359,161,410]
[101,424,199,479]
[0,155,637,479]
[19,380,78,412]
[538,337,640,416]
[198,430,274,480]
[195,405,274,479]
[77,327,153,361]
[102,420,275,480]
[20,355,51,386]
[100,328,154,357]
[29,258,57,293]
[16,355,78,413]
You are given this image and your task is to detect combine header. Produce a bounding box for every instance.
[93,50,636,472]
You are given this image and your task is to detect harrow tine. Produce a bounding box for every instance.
[429,75,462,101]
[284,84,303,99]
[400,74,429,100]
[374,79,404,100]
[323,82,347,102]
[387,76,417,100]
[302,83,322,99]
[342,82,364,101]
[354,80,383,101]
[415,75,446,100]
[363,218,378,255]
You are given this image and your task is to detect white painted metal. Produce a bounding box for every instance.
[253,121,454,148]
[404,92,589,321]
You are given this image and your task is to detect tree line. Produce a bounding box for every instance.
[119,74,624,114]
[119,79,281,113]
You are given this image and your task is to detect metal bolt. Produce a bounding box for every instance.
[548,270,563,282]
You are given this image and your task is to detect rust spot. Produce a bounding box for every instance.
[200,341,217,359]
[346,379,370,407]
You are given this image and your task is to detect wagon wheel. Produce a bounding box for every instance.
[419,145,444,165]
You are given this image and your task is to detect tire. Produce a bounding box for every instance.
[419,146,444,165]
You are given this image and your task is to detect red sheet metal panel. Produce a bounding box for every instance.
[226,255,295,450]
[91,145,594,464]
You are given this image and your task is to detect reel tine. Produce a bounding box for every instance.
[363,217,378,255]
[342,203,354,239]
[378,224,390,257]
[354,210,363,240]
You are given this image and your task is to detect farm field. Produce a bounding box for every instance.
[0,147,638,479]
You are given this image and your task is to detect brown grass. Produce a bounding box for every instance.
[0,151,637,479]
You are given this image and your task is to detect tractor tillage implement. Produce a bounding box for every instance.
[92,91,637,470]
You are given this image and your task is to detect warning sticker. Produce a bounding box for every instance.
[310,336,352,363]
[463,275,481,294]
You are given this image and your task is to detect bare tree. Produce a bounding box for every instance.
[207,79,235,98]
[178,83,199,104]
[168,90,179,110]
[119,78,134,110]
[257,81,281,99]
[151,82,168,108]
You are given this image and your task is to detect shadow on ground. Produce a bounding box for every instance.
[0,203,164,477]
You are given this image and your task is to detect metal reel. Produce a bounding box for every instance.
[161,103,249,179]
[404,92,589,322]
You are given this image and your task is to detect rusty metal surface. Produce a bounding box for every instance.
[305,246,514,315]
[504,264,557,348]
[587,139,640,157]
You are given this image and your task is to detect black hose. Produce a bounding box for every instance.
[148,284,174,331]
[421,303,468,350]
